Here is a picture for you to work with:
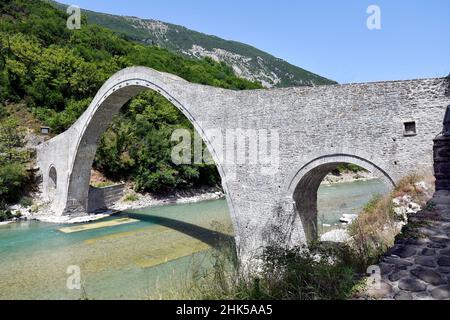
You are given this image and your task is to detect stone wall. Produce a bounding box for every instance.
[87,184,125,213]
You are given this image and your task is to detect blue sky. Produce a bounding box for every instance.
[66,0,450,84]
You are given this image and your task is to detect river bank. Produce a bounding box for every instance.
[2,185,225,225]
[321,170,377,185]
[1,170,371,225]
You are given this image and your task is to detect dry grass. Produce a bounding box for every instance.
[347,174,427,270]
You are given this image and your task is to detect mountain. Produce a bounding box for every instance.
[50,1,336,88]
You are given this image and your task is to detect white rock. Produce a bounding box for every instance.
[392,197,402,206]
[394,207,407,217]
[408,202,421,212]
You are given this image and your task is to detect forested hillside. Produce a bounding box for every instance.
[0,0,263,205]
[49,0,336,88]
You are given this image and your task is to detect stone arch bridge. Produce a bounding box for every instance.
[36,67,450,261]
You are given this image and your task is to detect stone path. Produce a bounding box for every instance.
[367,191,450,300]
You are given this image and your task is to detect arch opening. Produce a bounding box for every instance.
[290,156,395,244]
[64,71,237,250]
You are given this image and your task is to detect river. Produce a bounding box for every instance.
[0,179,388,300]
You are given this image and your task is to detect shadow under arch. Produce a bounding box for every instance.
[63,67,238,242]
[127,212,235,250]
[287,154,396,244]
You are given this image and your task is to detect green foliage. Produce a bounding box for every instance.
[0,117,29,204]
[0,0,263,193]
[336,163,366,174]
[0,203,13,222]
[95,91,220,193]
[19,196,33,207]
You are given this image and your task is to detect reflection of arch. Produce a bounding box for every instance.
[287,154,395,243]
[48,166,57,191]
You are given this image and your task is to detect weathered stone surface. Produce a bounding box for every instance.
[410,267,447,286]
[430,236,450,244]
[440,248,450,256]
[428,243,447,249]
[383,257,414,270]
[389,270,409,282]
[394,291,413,300]
[405,238,429,246]
[379,263,395,275]
[438,267,450,274]
[398,278,427,292]
[431,285,450,299]
[421,248,436,256]
[438,256,450,266]
[415,256,437,268]
[389,245,417,259]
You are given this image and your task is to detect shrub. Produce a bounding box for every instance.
[123,193,139,202]
[0,202,13,222]
[19,196,33,208]
[0,117,30,204]
[348,174,425,270]
[161,242,359,300]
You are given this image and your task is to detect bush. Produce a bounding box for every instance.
[164,242,359,300]
[0,162,28,204]
[0,202,13,222]
[0,117,30,204]
[19,196,33,208]
[0,0,263,196]
[348,175,424,270]
[123,193,139,202]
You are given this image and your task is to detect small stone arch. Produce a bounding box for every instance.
[48,166,57,191]
[287,154,396,243]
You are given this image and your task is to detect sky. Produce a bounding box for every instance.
[65,0,450,84]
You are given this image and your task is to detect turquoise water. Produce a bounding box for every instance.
[0,179,388,300]
[318,179,389,227]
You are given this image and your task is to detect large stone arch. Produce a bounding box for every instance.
[37,67,239,239]
[286,153,396,243]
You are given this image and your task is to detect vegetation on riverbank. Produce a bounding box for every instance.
[0,115,32,219]
[155,174,431,300]
[348,174,430,269]
[0,0,262,197]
